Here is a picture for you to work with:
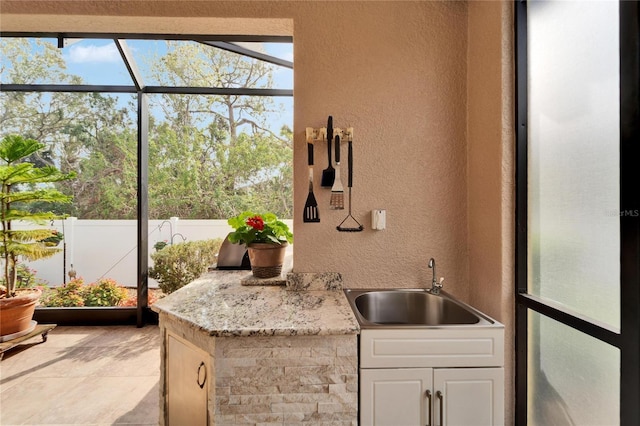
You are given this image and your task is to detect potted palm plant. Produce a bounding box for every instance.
[0,135,75,338]
[227,211,293,278]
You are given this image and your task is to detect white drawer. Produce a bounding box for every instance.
[360,327,504,368]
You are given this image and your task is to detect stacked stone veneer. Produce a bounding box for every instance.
[214,334,357,425]
[157,271,359,425]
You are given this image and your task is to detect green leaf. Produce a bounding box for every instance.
[0,135,44,164]
[2,189,73,205]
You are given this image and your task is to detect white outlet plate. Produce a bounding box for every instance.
[371,209,386,230]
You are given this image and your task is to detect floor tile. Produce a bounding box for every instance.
[92,344,160,378]
[22,376,159,424]
[1,345,77,391]
[27,326,110,348]
[0,376,86,424]
[0,325,160,425]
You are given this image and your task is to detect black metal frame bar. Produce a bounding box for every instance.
[0,84,137,93]
[2,32,293,327]
[143,87,293,96]
[33,307,153,326]
[515,1,640,424]
[0,84,293,97]
[619,1,640,422]
[137,93,150,327]
[514,2,528,421]
[1,32,293,43]
[517,293,621,346]
[115,39,144,91]
[199,41,293,69]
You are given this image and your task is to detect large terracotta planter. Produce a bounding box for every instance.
[0,288,42,337]
[247,242,288,278]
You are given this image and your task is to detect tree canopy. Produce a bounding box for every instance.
[0,37,293,220]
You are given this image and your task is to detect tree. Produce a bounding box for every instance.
[144,42,293,219]
[1,38,137,218]
[0,38,293,220]
[1,38,92,158]
[0,135,75,297]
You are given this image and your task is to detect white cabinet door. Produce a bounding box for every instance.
[433,368,504,426]
[360,368,433,426]
[167,333,209,426]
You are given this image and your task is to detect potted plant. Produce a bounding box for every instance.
[0,135,75,338]
[39,230,64,247]
[154,240,168,251]
[227,211,293,278]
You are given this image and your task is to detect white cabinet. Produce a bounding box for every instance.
[359,328,504,426]
[361,367,503,426]
[433,367,504,426]
[361,368,432,425]
[166,332,209,426]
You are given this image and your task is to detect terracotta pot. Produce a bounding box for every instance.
[0,288,42,337]
[247,242,288,278]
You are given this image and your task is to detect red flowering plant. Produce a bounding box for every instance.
[227,211,293,246]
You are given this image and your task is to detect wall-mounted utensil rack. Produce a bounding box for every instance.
[305,126,354,146]
[304,122,363,231]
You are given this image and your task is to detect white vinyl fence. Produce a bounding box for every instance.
[11,217,292,289]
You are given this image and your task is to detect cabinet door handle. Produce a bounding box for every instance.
[436,391,444,426]
[425,390,432,426]
[196,361,207,389]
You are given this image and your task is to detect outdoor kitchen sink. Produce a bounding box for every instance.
[348,288,505,424]
[344,288,495,328]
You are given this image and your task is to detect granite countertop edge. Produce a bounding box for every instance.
[152,270,361,337]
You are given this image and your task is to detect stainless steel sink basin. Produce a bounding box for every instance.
[344,289,494,328]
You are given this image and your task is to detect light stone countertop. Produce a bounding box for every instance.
[151,270,360,337]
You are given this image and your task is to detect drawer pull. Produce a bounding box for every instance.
[196,361,207,389]
[425,390,432,426]
[436,391,444,426]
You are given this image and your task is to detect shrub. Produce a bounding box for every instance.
[41,278,86,307]
[149,239,222,294]
[0,263,48,289]
[40,277,128,307]
[120,289,163,307]
[82,278,128,307]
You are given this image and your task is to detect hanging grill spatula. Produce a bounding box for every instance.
[321,116,335,187]
[303,141,320,223]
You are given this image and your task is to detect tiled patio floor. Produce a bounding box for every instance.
[0,325,160,425]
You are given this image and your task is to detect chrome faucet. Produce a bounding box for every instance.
[428,258,444,294]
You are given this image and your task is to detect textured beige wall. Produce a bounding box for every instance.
[467,1,515,424]
[291,1,469,296]
[1,1,515,421]
[0,0,470,297]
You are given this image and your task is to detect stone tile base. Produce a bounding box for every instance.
[214,334,357,425]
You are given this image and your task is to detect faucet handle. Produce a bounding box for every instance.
[431,277,444,294]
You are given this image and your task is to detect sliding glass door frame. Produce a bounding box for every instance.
[515,1,640,424]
